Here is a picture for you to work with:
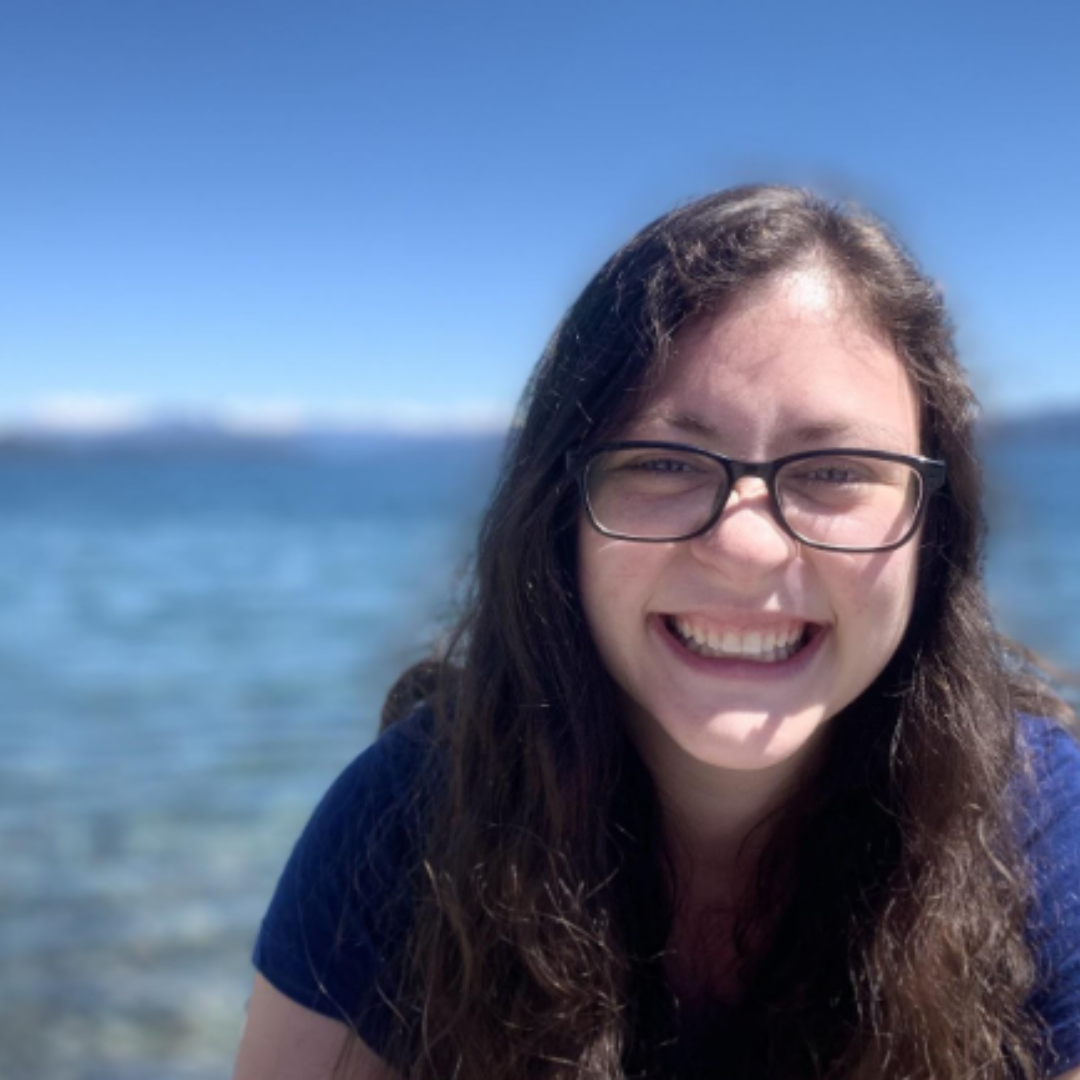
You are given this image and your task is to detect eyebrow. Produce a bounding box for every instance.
[641,409,914,453]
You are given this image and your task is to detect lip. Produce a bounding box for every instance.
[651,613,828,680]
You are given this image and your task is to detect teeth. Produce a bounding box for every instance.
[669,616,809,662]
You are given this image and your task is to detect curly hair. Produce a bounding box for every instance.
[367,186,1073,1079]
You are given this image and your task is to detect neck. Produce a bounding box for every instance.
[664,765,791,905]
[633,722,819,909]
[644,746,811,1007]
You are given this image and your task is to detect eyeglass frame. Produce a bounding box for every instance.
[567,440,948,554]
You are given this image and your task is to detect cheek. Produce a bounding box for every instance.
[836,547,920,658]
[578,530,626,630]
[577,527,613,647]
[577,527,658,654]
[887,547,921,633]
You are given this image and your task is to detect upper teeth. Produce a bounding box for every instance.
[669,616,807,662]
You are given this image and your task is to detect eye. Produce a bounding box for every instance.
[800,464,868,485]
[783,456,884,487]
[623,454,701,474]
[779,454,917,517]
[600,446,717,477]
[589,446,721,494]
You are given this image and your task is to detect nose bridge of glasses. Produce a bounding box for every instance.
[718,458,774,506]
[705,462,790,540]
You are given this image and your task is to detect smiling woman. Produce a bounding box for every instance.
[233,186,1080,1079]
[578,271,926,777]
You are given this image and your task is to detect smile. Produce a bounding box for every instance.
[664,615,815,663]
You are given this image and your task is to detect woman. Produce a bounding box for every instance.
[234,185,1080,1078]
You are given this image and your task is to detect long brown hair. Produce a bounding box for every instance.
[372,186,1073,1078]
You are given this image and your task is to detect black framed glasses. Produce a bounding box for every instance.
[570,441,946,553]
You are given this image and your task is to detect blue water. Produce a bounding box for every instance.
[0,434,1076,1080]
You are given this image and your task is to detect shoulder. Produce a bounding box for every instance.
[1017,715,1080,866]
[1017,714,1080,925]
[1020,713,1080,781]
[267,709,435,920]
[252,708,437,1053]
[1017,715,1080,1075]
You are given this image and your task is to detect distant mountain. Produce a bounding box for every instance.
[0,409,512,457]
[0,416,282,456]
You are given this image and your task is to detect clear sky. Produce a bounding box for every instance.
[2,0,1078,429]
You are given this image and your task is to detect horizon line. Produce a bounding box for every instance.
[2,394,1079,440]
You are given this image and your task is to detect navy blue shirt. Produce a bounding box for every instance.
[254,714,1080,1073]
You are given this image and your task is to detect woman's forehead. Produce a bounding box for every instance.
[676,265,883,351]
[627,269,921,454]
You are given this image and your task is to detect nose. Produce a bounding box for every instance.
[687,478,799,573]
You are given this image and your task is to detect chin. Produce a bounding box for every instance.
[708,715,829,772]
[634,700,836,776]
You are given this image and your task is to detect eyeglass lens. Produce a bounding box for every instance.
[584,446,924,550]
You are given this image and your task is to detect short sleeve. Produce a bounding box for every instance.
[253,711,431,1055]
[1021,717,1080,1074]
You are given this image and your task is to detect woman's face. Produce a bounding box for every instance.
[577,266,923,777]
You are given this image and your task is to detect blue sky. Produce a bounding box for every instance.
[2,0,1078,430]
